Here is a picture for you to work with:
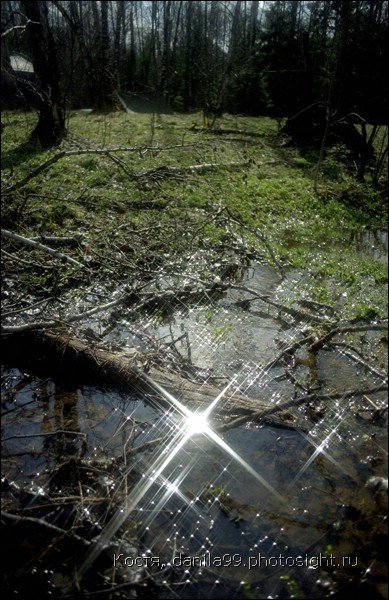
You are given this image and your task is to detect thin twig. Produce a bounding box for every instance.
[2,430,87,442]
[2,296,57,317]
[216,385,388,433]
[331,343,388,381]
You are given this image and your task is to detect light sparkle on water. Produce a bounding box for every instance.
[78,372,284,578]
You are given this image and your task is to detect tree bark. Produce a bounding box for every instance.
[20,1,66,147]
[97,0,117,112]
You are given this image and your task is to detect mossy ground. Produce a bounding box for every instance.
[1,109,387,321]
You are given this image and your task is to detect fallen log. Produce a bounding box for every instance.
[5,330,386,434]
[138,161,251,180]
[1,329,307,431]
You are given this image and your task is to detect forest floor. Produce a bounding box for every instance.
[1,110,388,600]
[1,109,387,323]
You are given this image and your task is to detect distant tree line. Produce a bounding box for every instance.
[1,1,388,142]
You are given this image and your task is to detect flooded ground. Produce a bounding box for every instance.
[1,236,388,599]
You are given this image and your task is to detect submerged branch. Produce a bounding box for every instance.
[1,511,91,549]
[332,343,388,381]
[1,430,87,443]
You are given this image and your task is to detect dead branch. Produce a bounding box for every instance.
[1,19,39,37]
[0,281,223,332]
[30,235,81,246]
[138,161,251,180]
[310,323,388,352]
[5,329,387,435]
[227,282,332,324]
[1,247,54,269]
[262,333,317,370]
[156,271,328,324]
[2,297,57,317]
[128,435,169,457]
[1,430,87,443]
[1,320,65,333]
[1,330,309,431]
[1,228,85,269]
[222,207,286,279]
[1,286,144,332]
[1,511,91,550]
[217,384,388,432]
[331,343,388,381]
[1,143,208,195]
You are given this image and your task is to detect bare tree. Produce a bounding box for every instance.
[20,0,65,147]
[96,0,116,111]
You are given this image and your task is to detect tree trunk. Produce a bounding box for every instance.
[127,1,136,90]
[160,0,172,98]
[94,0,117,112]
[20,1,65,147]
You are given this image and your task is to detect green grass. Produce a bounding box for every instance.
[1,109,387,319]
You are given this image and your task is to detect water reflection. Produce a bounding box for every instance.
[1,256,388,598]
[40,383,81,457]
[1,359,387,598]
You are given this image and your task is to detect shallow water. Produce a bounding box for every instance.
[2,366,387,598]
[1,251,388,598]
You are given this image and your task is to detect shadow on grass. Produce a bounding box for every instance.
[2,140,43,170]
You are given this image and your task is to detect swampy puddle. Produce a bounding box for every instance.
[1,366,387,599]
[1,251,388,599]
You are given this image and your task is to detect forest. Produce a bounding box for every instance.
[1,2,388,600]
[1,1,388,148]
